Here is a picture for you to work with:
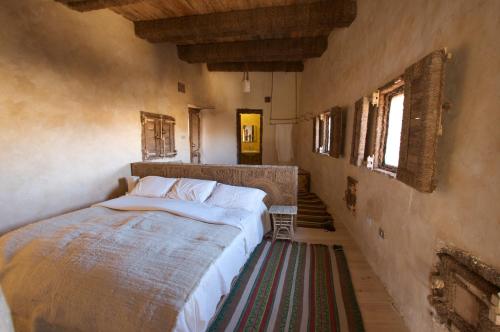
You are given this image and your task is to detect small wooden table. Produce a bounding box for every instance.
[269,205,298,242]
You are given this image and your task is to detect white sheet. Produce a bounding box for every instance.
[97,196,269,331]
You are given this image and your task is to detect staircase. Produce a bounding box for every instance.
[297,192,335,230]
[296,169,335,231]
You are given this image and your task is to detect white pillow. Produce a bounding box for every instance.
[166,178,217,203]
[129,176,177,198]
[205,183,267,212]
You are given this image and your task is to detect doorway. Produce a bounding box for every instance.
[189,108,201,164]
[236,109,263,165]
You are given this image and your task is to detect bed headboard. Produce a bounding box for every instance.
[131,162,298,206]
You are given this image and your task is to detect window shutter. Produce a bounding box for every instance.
[162,118,176,156]
[142,118,160,160]
[141,112,177,160]
[350,97,369,166]
[397,49,446,192]
[329,106,347,158]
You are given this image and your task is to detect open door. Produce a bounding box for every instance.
[237,109,263,165]
[189,108,201,164]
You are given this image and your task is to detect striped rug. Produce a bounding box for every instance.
[208,240,364,332]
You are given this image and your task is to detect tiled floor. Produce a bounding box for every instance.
[294,223,409,332]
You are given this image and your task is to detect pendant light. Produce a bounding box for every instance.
[242,71,251,93]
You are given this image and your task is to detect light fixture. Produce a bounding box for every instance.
[242,71,251,93]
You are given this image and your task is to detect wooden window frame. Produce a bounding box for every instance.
[329,106,346,158]
[350,98,369,166]
[141,111,177,161]
[313,111,332,155]
[350,49,446,192]
[373,78,405,174]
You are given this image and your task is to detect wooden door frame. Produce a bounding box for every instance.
[236,109,263,164]
[189,108,201,163]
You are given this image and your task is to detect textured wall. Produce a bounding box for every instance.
[0,0,211,233]
[295,0,500,331]
[200,72,300,165]
[0,0,299,233]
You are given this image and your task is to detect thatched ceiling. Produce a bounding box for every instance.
[55,0,356,72]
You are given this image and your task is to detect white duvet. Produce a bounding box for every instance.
[0,196,268,332]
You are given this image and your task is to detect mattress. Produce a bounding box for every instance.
[0,196,268,332]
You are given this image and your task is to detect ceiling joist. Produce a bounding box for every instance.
[207,62,304,72]
[54,0,357,71]
[135,0,356,44]
[177,37,328,64]
[56,0,144,12]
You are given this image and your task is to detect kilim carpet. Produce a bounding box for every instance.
[208,240,364,332]
[297,192,335,231]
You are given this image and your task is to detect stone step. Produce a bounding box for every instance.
[297,214,333,222]
[298,202,327,209]
[297,208,329,216]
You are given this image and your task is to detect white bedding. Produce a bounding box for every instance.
[0,196,268,332]
[171,201,268,332]
[97,196,269,332]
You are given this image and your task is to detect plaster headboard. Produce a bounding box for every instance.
[131,162,298,206]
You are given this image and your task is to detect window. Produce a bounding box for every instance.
[350,49,447,193]
[384,93,404,167]
[350,78,404,173]
[313,107,346,158]
[376,79,404,172]
[141,111,176,161]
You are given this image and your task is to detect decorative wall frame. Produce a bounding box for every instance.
[429,247,500,332]
[344,176,357,215]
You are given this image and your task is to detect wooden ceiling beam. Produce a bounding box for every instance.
[55,0,145,12]
[177,37,328,64]
[135,0,356,44]
[207,62,304,72]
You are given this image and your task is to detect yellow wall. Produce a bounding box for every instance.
[240,114,261,153]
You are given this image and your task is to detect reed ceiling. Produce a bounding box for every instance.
[55,0,356,71]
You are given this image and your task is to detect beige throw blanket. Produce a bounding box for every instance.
[0,206,241,332]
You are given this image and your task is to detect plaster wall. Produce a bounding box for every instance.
[0,0,299,233]
[0,0,212,233]
[295,0,500,331]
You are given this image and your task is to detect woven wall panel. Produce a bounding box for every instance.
[397,49,446,193]
[131,162,298,206]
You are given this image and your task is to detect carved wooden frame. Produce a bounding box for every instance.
[430,247,500,332]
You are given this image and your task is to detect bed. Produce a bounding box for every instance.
[0,163,297,332]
